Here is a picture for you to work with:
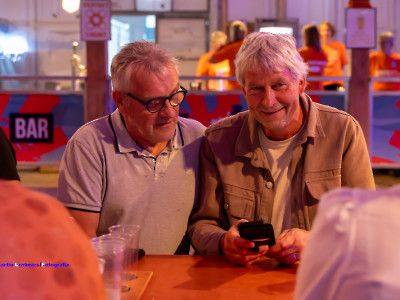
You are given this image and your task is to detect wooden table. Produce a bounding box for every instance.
[128,255,297,300]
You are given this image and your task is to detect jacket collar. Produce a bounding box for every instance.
[297,93,326,144]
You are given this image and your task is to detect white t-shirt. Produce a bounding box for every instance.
[258,125,298,237]
[294,185,400,300]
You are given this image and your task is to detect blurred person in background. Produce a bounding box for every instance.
[0,127,19,181]
[370,31,400,91]
[319,21,348,91]
[58,41,205,255]
[298,24,327,90]
[210,20,248,90]
[196,31,230,91]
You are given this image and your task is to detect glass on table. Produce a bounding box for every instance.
[108,225,141,291]
[90,234,125,300]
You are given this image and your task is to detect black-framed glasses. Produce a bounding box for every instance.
[124,86,187,113]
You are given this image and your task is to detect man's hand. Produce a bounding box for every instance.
[266,228,309,264]
[220,219,269,266]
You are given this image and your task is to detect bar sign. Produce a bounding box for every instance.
[10,114,53,143]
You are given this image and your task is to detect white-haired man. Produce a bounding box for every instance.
[189,32,375,266]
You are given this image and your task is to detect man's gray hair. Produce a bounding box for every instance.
[235,32,308,87]
[110,41,178,92]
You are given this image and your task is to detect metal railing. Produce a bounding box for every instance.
[0,75,87,94]
[0,74,399,108]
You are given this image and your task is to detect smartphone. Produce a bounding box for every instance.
[237,218,276,252]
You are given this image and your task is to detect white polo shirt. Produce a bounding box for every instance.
[57,109,206,254]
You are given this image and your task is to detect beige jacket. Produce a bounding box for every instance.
[188,94,375,255]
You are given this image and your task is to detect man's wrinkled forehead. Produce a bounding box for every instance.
[245,60,283,77]
[243,66,294,85]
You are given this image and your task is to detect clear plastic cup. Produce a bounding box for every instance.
[108,225,141,292]
[90,235,125,300]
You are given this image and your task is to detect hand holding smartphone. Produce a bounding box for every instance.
[237,218,276,253]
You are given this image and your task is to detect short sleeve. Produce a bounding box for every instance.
[57,138,104,212]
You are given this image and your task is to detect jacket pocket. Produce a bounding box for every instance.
[223,184,256,221]
[305,175,341,203]
[304,175,341,227]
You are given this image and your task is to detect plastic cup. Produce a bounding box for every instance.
[90,235,125,300]
[108,225,141,283]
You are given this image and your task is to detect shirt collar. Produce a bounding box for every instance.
[170,120,184,150]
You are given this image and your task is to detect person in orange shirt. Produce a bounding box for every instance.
[196,31,230,91]
[370,31,400,91]
[319,21,348,90]
[211,20,248,90]
[298,24,327,90]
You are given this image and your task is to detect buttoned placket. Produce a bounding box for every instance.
[153,152,169,176]
[248,148,275,222]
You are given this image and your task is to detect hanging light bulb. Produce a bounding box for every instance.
[62,0,80,14]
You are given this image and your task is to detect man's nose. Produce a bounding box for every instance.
[159,99,177,116]
[261,88,278,107]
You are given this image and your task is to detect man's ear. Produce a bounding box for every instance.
[112,90,127,113]
[242,87,247,97]
[298,75,306,95]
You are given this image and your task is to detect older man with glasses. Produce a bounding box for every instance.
[57,41,206,255]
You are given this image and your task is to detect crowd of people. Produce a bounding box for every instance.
[2,19,400,299]
[195,20,400,92]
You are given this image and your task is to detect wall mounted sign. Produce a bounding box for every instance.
[10,114,53,143]
[80,0,111,41]
[345,8,376,49]
[157,18,206,59]
[1,93,84,163]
